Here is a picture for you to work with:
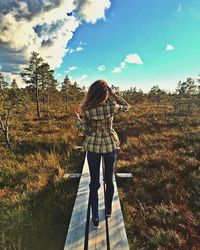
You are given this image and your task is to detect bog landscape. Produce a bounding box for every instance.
[0,51,200,249]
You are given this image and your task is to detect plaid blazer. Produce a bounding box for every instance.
[76,95,130,153]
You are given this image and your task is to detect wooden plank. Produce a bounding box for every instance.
[63,173,82,179]
[63,173,132,179]
[64,154,130,250]
[116,173,133,178]
[106,173,129,249]
[88,157,107,250]
[64,153,90,250]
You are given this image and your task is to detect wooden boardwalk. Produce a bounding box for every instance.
[64,153,129,250]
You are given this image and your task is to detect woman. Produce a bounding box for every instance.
[74,80,129,229]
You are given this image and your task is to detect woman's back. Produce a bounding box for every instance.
[74,80,129,229]
[77,97,129,153]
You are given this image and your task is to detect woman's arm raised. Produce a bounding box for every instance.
[107,86,130,112]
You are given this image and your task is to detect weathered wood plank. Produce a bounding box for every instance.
[64,154,130,250]
[64,153,90,250]
[88,157,107,250]
[63,173,132,179]
[106,176,129,249]
[116,173,133,178]
[63,173,82,179]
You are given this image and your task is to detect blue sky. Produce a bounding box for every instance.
[0,0,200,92]
[55,0,200,92]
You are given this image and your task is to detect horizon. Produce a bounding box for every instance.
[0,0,200,92]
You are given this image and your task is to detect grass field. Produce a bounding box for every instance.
[116,99,200,250]
[0,97,200,250]
[0,103,84,250]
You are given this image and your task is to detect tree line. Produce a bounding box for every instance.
[0,51,200,149]
[0,51,84,149]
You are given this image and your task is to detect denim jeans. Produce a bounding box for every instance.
[87,150,117,219]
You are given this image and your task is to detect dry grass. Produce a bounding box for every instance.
[116,100,200,250]
[0,102,84,250]
[1,97,200,250]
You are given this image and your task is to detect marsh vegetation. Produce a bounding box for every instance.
[0,53,200,249]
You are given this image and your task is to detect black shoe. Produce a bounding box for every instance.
[105,209,112,218]
[92,218,99,229]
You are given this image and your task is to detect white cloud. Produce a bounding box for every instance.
[112,53,143,73]
[68,46,84,54]
[64,66,77,74]
[0,4,80,70]
[0,0,111,81]
[177,4,182,12]
[76,46,83,52]
[69,74,88,86]
[165,44,175,51]
[80,41,87,46]
[3,72,25,88]
[120,62,126,68]
[68,66,77,71]
[98,65,106,71]
[125,53,143,64]
[75,0,111,24]
[112,67,121,73]
[14,2,30,16]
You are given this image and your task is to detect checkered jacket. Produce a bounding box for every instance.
[76,95,130,153]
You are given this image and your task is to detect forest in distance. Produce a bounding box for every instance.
[0,51,200,250]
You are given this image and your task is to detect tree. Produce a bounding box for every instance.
[0,75,25,149]
[110,84,121,94]
[38,62,58,116]
[176,78,197,96]
[61,76,85,111]
[197,75,200,94]
[11,78,19,90]
[149,85,166,95]
[21,51,43,118]
[71,81,84,102]
[0,72,8,90]
[61,76,72,111]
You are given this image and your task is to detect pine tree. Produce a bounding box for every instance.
[21,51,43,118]
[38,62,52,105]
[38,62,58,116]
[61,75,71,111]
[0,72,8,90]
[0,75,24,149]
[176,78,197,96]
[11,78,19,90]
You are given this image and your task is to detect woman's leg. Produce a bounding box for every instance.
[87,151,101,219]
[103,150,117,213]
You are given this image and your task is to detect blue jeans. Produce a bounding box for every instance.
[87,150,117,219]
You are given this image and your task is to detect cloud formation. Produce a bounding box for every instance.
[74,0,111,24]
[68,46,84,54]
[0,0,111,86]
[65,66,77,74]
[69,74,88,86]
[112,53,143,73]
[68,66,77,71]
[98,65,106,71]
[125,54,143,64]
[165,44,175,51]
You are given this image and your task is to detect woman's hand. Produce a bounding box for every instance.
[107,86,115,97]
[74,107,81,119]
[107,86,118,99]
